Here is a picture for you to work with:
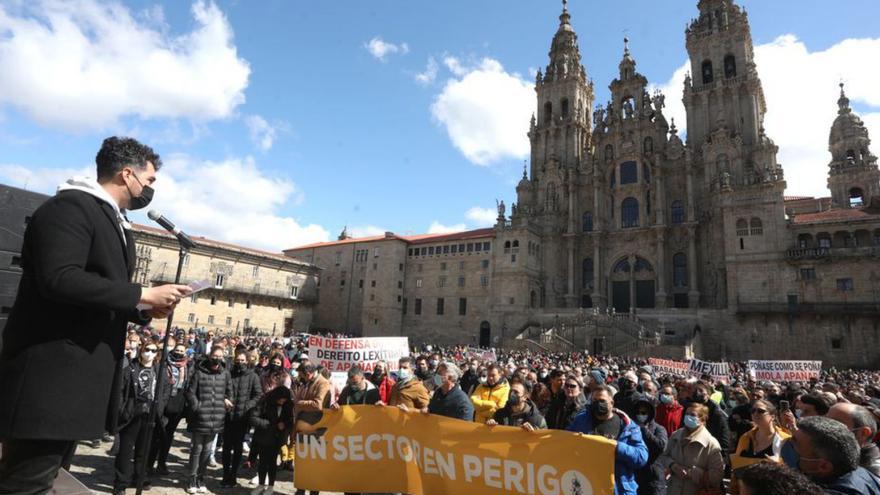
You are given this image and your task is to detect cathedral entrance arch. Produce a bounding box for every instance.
[610,256,656,313]
[479,321,491,348]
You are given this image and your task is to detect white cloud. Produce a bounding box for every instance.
[415,57,439,85]
[349,225,386,238]
[652,35,880,197]
[427,221,466,234]
[465,206,497,227]
[431,58,534,166]
[650,61,689,140]
[0,155,329,252]
[364,36,409,62]
[244,115,288,152]
[0,0,250,131]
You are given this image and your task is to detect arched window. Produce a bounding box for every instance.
[702,60,714,84]
[673,253,688,287]
[724,55,737,78]
[512,240,519,249]
[561,98,570,118]
[605,144,614,164]
[582,212,593,232]
[643,137,654,154]
[634,257,653,272]
[582,258,594,289]
[849,187,865,208]
[749,217,763,235]
[817,233,832,249]
[543,101,553,124]
[613,259,631,273]
[621,197,640,228]
[671,200,685,224]
[545,182,557,210]
[736,218,749,236]
[620,161,638,184]
[646,190,652,216]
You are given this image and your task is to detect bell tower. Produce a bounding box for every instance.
[827,83,880,208]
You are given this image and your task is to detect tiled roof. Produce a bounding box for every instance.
[132,224,312,267]
[784,195,816,202]
[791,208,879,225]
[286,227,496,251]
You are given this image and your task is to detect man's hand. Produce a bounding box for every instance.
[420,407,429,415]
[224,399,234,410]
[397,404,409,412]
[330,403,340,411]
[780,409,797,431]
[141,284,192,309]
[374,401,386,407]
[521,422,536,432]
[486,419,498,427]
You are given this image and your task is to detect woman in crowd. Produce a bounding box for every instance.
[546,374,587,430]
[658,403,725,495]
[249,385,293,495]
[147,341,192,475]
[730,399,790,494]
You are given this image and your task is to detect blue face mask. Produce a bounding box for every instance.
[683,414,701,430]
[659,394,673,405]
[636,414,649,424]
[397,369,412,381]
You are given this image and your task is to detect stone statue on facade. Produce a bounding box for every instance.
[623,98,634,119]
[653,90,666,113]
[720,171,732,190]
[496,199,506,219]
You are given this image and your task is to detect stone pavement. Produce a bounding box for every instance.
[68,434,343,495]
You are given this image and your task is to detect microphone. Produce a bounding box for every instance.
[148,210,197,249]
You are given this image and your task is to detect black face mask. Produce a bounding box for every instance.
[591,400,610,418]
[127,171,154,211]
[234,363,246,373]
[692,393,708,404]
[508,392,522,407]
[170,352,186,361]
[208,357,222,367]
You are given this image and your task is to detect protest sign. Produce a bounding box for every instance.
[747,360,822,382]
[688,358,730,382]
[465,348,497,363]
[648,358,689,376]
[295,405,616,495]
[308,335,409,373]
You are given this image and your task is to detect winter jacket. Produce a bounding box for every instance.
[292,374,331,426]
[185,358,233,435]
[546,392,587,430]
[615,387,643,417]
[862,443,880,479]
[657,425,725,495]
[118,360,171,428]
[656,401,684,436]
[428,384,474,421]
[470,379,510,424]
[389,378,430,410]
[492,399,547,429]
[250,395,294,448]
[371,374,396,404]
[634,396,668,495]
[227,365,262,422]
[699,398,731,456]
[568,409,649,495]
[727,403,754,448]
[338,381,380,406]
[820,467,880,495]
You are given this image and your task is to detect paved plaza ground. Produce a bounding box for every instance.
[69,434,342,495]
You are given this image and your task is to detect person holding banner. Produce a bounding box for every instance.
[423,362,473,421]
[380,357,429,410]
[567,385,648,495]
[470,363,510,424]
[487,378,547,431]
[657,403,725,495]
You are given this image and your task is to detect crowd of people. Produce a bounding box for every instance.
[107,326,880,495]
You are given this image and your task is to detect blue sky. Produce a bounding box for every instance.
[1,0,879,251]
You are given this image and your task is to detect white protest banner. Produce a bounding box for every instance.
[747,360,822,382]
[465,348,497,363]
[308,335,409,373]
[648,358,690,376]
[688,358,730,382]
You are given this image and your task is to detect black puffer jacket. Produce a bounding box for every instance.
[493,399,547,429]
[634,395,668,495]
[227,365,262,422]
[546,392,587,430]
[186,358,232,434]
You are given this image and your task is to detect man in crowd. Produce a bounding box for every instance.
[334,365,380,406]
[0,137,191,493]
[380,356,430,410]
[567,385,648,495]
[470,363,510,423]
[633,395,668,495]
[292,363,330,495]
[792,416,880,494]
[615,371,643,417]
[487,378,546,430]
[690,381,731,457]
[655,384,683,435]
[221,348,262,488]
[826,402,880,477]
[425,362,474,420]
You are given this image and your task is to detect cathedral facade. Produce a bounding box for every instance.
[286,0,880,367]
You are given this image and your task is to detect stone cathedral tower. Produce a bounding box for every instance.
[827,83,880,208]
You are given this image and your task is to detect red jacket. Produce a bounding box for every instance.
[375,376,396,404]
[655,401,683,435]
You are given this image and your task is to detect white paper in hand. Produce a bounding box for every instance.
[137,279,213,311]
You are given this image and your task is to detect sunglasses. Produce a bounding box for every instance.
[564,383,579,389]
[144,348,158,353]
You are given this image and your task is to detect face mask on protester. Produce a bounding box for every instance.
[590,400,610,419]
[727,399,738,408]
[171,352,186,361]
[636,414,649,424]
[479,375,488,386]
[141,349,157,362]
[126,169,154,210]
[659,394,673,405]
[683,414,701,430]
[508,392,522,407]
[429,359,439,368]
[794,409,803,419]
[397,369,412,381]
[433,374,443,388]
[234,362,247,373]
[539,371,548,379]
[208,357,223,367]
[692,392,707,404]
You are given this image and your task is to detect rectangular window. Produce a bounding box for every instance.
[228,298,234,307]
[831,337,843,350]
[335,252,342,265]
[509,297,515,305]
[191,293,198,303]
[836,278,854,291]
[443,245,450,254]
[414,298,422,315]
[370,294,375,301]
[244,318,250,328]
[398,281,403,289]
[290,286,299,298]
[441,262,447,271]
[429,246,435,255]
[438,276,446,288]
[451,244,458,254]
[819,237,832,248]
[187,313,195,323]
[458,277,465,287]
[420,247,427,256]
[371,280,376,287]
[480,275,489,287]
[247,300,252,308]
[511,254,517,263]
[210,296,216,305]
[483,242,491,251]
[207,315,214,324]
[459,297,467,316]
[225,316,232,326]
[458,243,465,253]
[252,266,259,278]
[408,248,413,256]
[467,243,474,252]
[416,278,423,288]
[482,259,489,269]
[800,268,817,280]
[374,247,380,257]
[182,254,190,267]
[397,295,401,303]
[215,274,225,288]
[460,261,465,270]
[359,279,364,289]
[436,298,444,315]
[399,263,404,271]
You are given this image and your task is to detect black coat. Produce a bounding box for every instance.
[634,396,668,495]
[186,359,233,434]
[250,398,294,448]
[0,189,148,440]
[546,392,587,430]
[492,399,547,429]
[228,366,262,422]
[704,398,731,455]
[428,385,474,421]
[118,360,172,428]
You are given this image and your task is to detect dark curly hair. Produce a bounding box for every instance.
[95,136,162,181]
[735,461,822,495]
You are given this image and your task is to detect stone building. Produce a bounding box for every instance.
[0,184,320,340]
[286,0,880,367]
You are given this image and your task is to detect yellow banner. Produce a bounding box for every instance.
[294,405,617,495]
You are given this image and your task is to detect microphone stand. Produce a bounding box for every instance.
[136,244,191,495]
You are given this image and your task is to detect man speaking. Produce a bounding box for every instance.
[0,137,192,494]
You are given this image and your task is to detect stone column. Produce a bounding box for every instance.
[655,230,667,308]
[655,173,666,226]
[566,238,577,308]
[591,239,605,310]
[686,166,696,222]
[688,227,701,308]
